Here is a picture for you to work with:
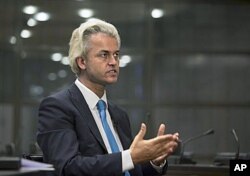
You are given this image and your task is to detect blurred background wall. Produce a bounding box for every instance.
[0,0,250,163]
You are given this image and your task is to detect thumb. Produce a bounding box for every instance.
[135,123,147,141]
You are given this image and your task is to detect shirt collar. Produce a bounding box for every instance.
[75,79,107,110]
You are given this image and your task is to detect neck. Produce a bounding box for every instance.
[77,77,105,98]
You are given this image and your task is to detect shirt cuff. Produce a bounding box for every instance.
[150,160,166,173]
[122,149,134,172]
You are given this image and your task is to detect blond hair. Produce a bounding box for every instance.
[68,19,121,76]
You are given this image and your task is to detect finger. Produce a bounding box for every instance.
[174,132,179,137]
[135,123,147,141]
[151,134,174,145]
[173,133,180,141]
[157,124,165,136]
[152,154,168,165]
[156,153,168,160]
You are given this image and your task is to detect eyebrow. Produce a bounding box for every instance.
[99,50,120,53]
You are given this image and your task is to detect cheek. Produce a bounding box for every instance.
[87,64,105,77]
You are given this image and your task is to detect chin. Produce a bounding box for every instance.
[106,79,118,84]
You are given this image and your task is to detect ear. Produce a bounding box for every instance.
[76,57,86,70]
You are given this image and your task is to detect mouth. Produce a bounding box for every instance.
[107,69,117,74]
[106,69,118,77]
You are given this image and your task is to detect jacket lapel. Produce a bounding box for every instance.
[68,84,107,152]
[108,104,131,150]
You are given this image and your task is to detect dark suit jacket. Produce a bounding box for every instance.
[37,83,167,176]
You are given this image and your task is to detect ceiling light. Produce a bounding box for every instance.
[20,29,32,38]
[48,73,57,81]
[119,62,127,68]
[120,55,132,64]
[119,55,132,67]
[27,18,38,27]
[9,36,17,44]
[151,9,164,18]
[34,12,50,21]
[61,56,70,65]
[23,5,38,15]
[29,85,44,96]
[78,9,94,18]
[58,70,67,78]
[51,53,63,61]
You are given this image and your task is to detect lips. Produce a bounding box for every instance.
[106,69,118,77]
[107,69,117,73]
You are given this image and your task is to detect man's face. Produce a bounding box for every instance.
[81,33,120,87]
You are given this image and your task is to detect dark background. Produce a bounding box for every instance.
[0,0,250,164]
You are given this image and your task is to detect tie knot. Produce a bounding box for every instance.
[97,100,106,111]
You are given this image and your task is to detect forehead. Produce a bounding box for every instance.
[88,33,119,49]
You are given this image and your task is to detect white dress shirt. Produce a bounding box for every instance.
[75,79,134,172]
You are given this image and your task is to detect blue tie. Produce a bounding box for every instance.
[97,100,130,176]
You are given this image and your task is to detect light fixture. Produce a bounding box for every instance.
[20,29,32,38]
[121,55,131,64]
[34,12,50,21]
[23,5,38,15]
[51,53,63,62]
[78,9,94,18]
[29,85,44,96]
[119,62,127,68]
[48,73,57,81]
[9,36,17,44]
[27,18,38,27]
[119,55,132,67]
[151,8,164,18]
[58,70,67,78]
[61,56,70,65]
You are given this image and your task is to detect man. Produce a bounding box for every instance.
[37,19,179,176]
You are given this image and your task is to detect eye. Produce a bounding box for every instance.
[98,52,108,59]
[113,52,120,60]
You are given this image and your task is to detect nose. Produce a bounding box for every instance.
[108,55,119,65]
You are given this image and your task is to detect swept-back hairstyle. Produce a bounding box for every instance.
[68,19,121,76]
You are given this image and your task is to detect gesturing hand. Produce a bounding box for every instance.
[151,124,179,166]
[130,123,179,165]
